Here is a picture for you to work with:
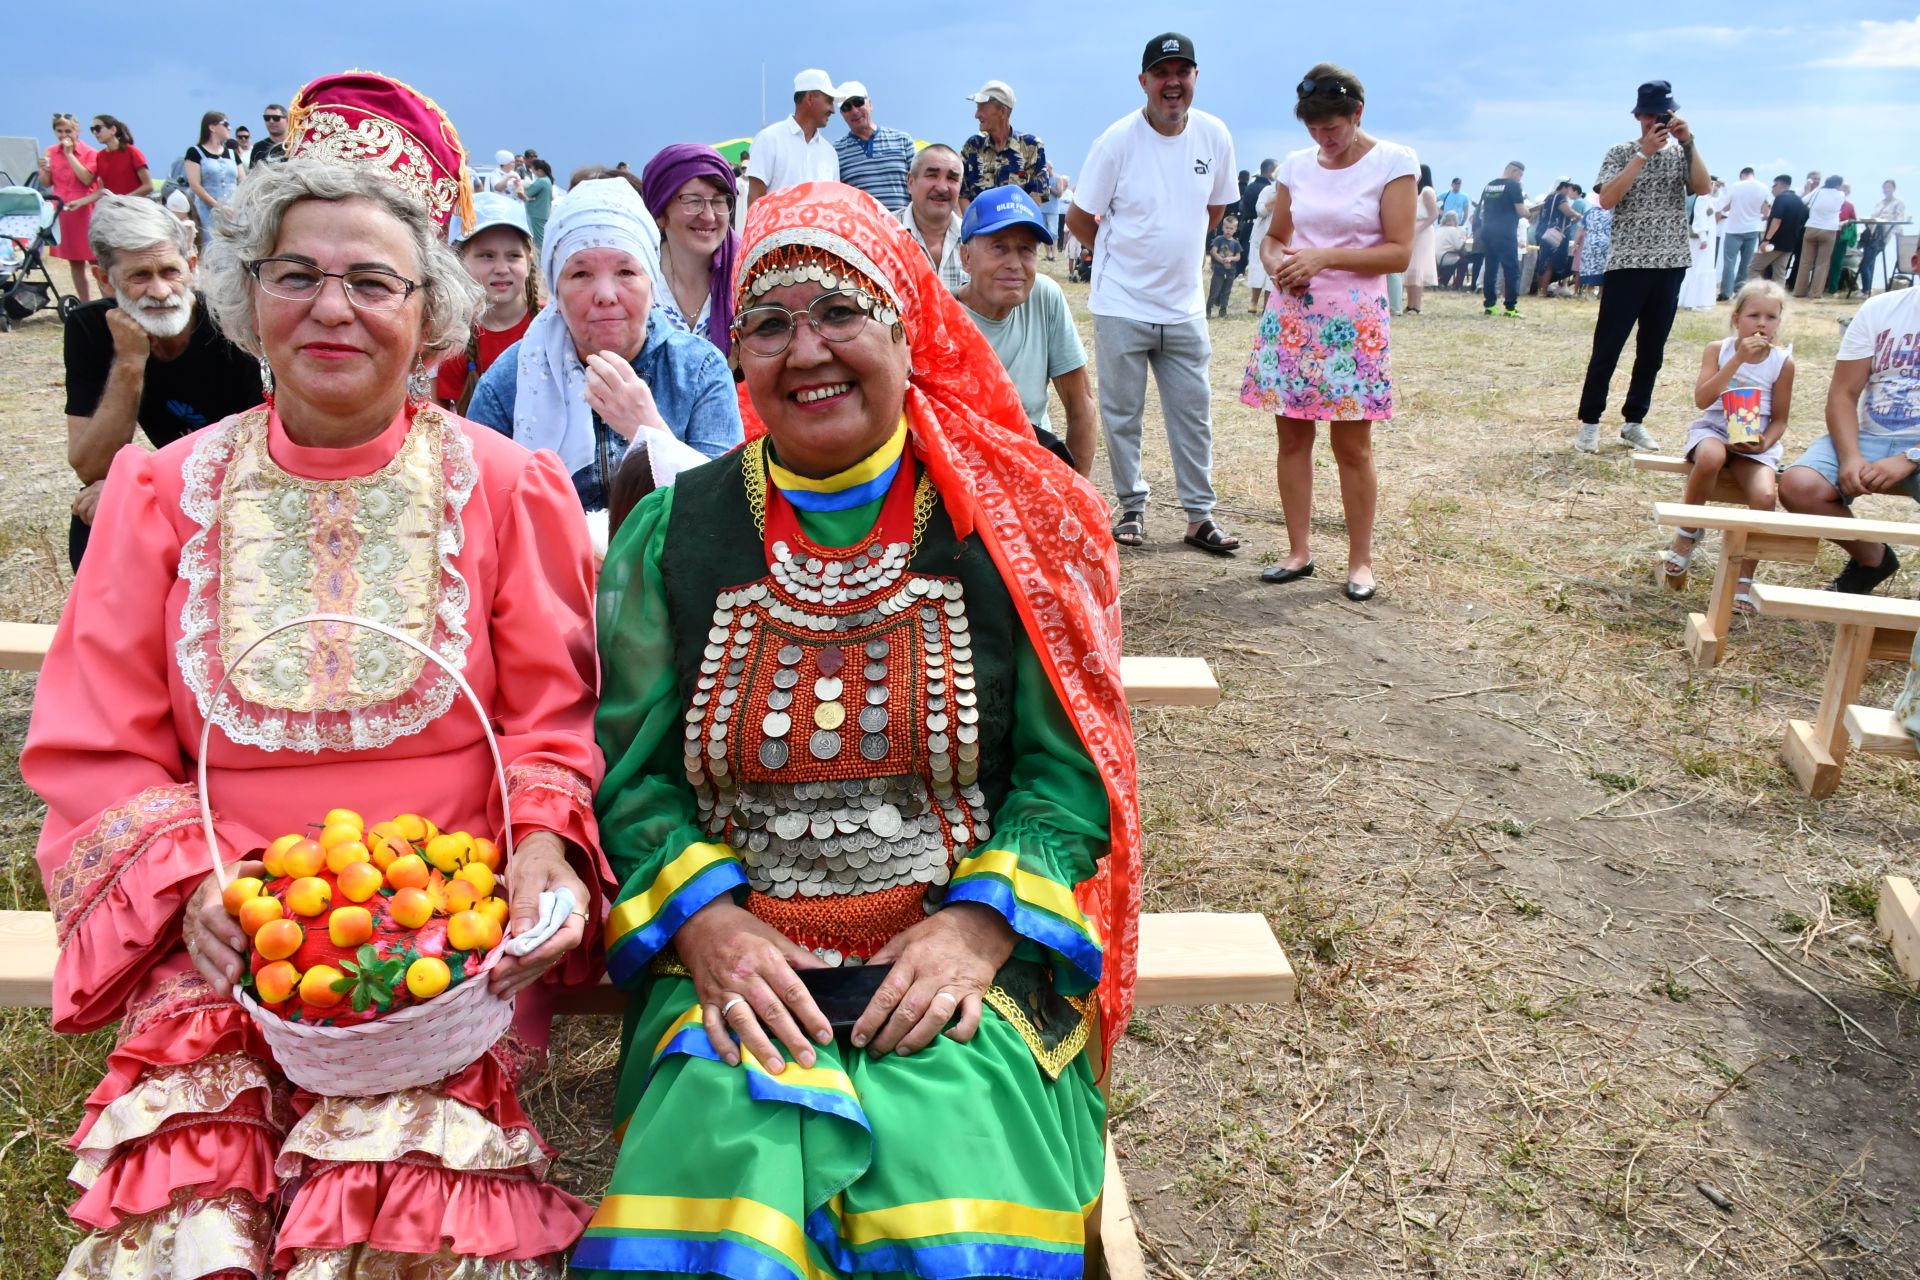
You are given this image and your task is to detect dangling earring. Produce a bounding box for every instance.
[257,354,275,405]
[406,353,433,404]
[890,321,905,343]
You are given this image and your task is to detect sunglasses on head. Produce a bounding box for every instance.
[840,97,867,111]
[1296,77,1356,100]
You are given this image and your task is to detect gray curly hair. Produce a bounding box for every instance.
[201,159,481,361]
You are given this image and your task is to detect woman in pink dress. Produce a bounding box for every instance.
[41,112,102,303]
[24,72,607,1280]
[1239,63,1415,601]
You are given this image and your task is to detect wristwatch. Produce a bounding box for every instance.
[1904,446,1920,465]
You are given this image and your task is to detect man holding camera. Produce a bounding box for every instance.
[1573,80,1710,454]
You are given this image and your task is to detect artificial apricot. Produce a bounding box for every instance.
[477,895,510,930]
[393,813,431,844]
[467,837,501,872]
[255,960,301,1005]
[237,895,285,936]
[336,861,384,903]
[453,862,496,900]
[286,876,332,917]
[325,840,371,875]
[444,880,480,915]
[280,838,327,879]
[405,956,451,999]
[447,909,501,953]
[263,833,304,878]
[300,965,346,1008]
[254,917,304,962]
[365,822,411,870]
[385,853,430,891]
[389,886,433,930]
[318,822,364,852]
[328,905,375,948]
[221,876,265,916]
[423,833,471,874]
[323,808,365,832]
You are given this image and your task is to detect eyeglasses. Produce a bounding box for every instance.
[263,114,285,122]
[1296,77,1357,101]
[840,97,868,111]
[674,193,736,217]
[247,258,420,311]
[734,289,873,357]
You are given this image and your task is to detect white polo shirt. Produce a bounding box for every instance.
[746,116,840,193]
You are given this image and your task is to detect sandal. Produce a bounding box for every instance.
[1733,577,1755,614]
[1183,519,1241,556]
[1662,527,1701,587]
[1112,511,1146,547]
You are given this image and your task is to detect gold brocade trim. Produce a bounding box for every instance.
[984,989,1094,1081]
[648,952,692,978]
[71,1054,287,1188]
[743,437,937,551]
[57,1188,271,1280]
[285,1245,565,1280]
[275,1089,548,1180]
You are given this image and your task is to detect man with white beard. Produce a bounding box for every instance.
[63,194,261,567]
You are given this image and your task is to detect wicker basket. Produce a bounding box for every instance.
[198,612,517,1097]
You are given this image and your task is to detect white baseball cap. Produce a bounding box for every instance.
[837,80,870,106]
[455,192,533,245]
[965,80,1016,109]
[793,69,845,97]
[494,149,516,167]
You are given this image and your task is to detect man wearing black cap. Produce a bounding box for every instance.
[1574,80,1711,454]
[1067,32,1240,556]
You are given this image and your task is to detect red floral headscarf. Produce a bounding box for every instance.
[732,182,1141,1074]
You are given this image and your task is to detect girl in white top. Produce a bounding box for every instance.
[1665,280,1796,609]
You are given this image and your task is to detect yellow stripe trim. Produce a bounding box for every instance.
[652,1003,706,1059]
[839,1196,1085,1247]
[767,418,907,492]
[605,842,738,947]
[744,1049,859,1098]
[952,849,1098,940]
[588,1194,825,1280]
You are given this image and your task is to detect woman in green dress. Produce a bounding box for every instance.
[577,180,1144,1280]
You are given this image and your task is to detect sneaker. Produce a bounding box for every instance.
[1503,306,1523,318]
[1619,422,1660,450]
[1484,306,1496,316]
[1574,423,1600,454]
[1830,546,1901,594]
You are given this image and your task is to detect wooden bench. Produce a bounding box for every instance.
[1632,452,1750,506]
[1653,503,1920,669]
[0,907,1294,1280]
[1843,704,1918,759]
[1879,876,1920,989]
[0,625,1222,710]
[1746,584,1920,796]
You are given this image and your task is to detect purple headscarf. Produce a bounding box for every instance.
[641,143,740,356]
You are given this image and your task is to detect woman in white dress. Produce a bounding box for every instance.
[1408,163,1439,312]
[1679,191,1721,310]
[1245,180,1278,314]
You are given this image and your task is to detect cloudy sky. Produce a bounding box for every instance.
[8,2,1918,202]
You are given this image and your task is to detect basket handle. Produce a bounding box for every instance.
[197,611,515,889]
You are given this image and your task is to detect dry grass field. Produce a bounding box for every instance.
[0,259,1916,1278]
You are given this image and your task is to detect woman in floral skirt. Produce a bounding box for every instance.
[1240,63,1415,600]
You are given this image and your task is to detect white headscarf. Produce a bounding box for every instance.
[511,178,666,477]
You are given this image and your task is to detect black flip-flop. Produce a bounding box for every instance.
[1113,511,1146,547]
[1183,519,1240,556]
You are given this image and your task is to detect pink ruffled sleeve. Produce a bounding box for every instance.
[24,446,258,1033]
[485,446,610,985]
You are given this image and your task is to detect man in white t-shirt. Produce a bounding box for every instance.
[1780,288,1920,592]
[746,69,843,206]
[1717,167,1769,299]
[1066,31,1239,555]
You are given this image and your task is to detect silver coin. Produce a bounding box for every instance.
[926,713,950,734]
[957,706,980,726]
[847,846,870,869]
[958,741,981,762]
[927,681,947,697]
[709,720,727,740]
[763,711,792,737]
[707,739,727,759]
[954,675,976,691]
[774,812,807,840]
[941,581,964,600]
[778,644,803,666]
[858,705,889,733]
[956,723,979,744]
[739,612,757,628]
[773,668,800,690]
[943,600,965,617]
[952,661,975,677]
[808,814,833,839]
[869,804,903,839]
[708,625,730,644]
[866,639,890,659]
[765,689,792,713]
[865,685,889,706]
[718,686,740,707]
[813,676,842,701]
[927,695,946,713]
[836,817,860,835]
[692,690,711,708]
[704,643,725,661]
[928,732,950,753]
[860,732,890,761]
[810,729,842,760]
[951,646,973,663]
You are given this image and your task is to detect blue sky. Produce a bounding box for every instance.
[7,2,1919,203]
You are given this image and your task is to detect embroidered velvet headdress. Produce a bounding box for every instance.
[285,70,474,230]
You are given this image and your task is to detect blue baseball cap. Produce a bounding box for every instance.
[960,185,1053,245]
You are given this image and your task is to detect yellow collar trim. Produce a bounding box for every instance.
[766,418,908,494]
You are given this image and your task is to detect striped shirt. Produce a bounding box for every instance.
[834,126,915,211]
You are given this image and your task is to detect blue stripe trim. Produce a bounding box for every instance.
[804,1209,1082,1280]
[605,861,749,985]
[572,1233,802,1280]
[776,457,899,511]
[945,878,1103,986]
[745,1068,872,1131]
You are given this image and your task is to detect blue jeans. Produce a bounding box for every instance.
[1786,433,1920,504]
[1720,231,1760,297]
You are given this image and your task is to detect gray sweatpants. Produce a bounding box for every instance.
[1093,314,1216,522]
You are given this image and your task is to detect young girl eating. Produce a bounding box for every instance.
[1664,280,1795,611]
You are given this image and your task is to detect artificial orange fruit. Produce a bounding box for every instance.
[254,917,304,962]
[286,877,332,917]
[423,833,471,874]
[323,808,364,832]
[221,876,265,916]
[444,880,480,914]
[393,813,431,844]
[389,886,433,930]
[365,822,411,870]
[453,862,496,899]
[385,853,430,891]
[328,905,374,948]
[325,840,371,875]
[255,960,301,1004]
[300,964,346,1008]
[468,837,501,871]
[237,895,285,936]
[263,833,304,878]
[405,956,451,999]
[318,822,363,852]
[280,838,326,879]
[447,909,500,952]
[477,895,510,930]
[336,861,384,903]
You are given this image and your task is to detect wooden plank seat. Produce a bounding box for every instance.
[1653,502,1920,669]
[1844,704,1919,758]
[1746,584,1920,796]
[1879,876,1920,989]
[0,625,1222,710]
[1632,452,1750,506]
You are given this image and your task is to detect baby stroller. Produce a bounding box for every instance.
[0,187,74,332]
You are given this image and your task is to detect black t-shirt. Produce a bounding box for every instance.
[64,294,263,449]
[1767,190,1809,252]
[1238,175,1271,226]
[250,138,286,168]
[1479,177,1524,242]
